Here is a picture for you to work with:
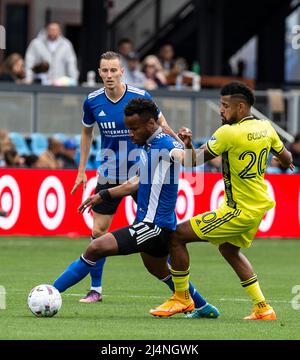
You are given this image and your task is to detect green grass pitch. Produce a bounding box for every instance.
[0,236,299,340]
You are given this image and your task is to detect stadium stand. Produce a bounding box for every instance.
[30,133,48,156]
[9,132,31,156]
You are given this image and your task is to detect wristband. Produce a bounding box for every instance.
[98,189,112,201]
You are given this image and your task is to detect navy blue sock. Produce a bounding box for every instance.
[162,275,207,308]
[53,255,95,293]
[90,257,106,288]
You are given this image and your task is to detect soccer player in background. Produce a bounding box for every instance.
[53,98,219,318]
[150,82,293,320]
[72,51,179,303]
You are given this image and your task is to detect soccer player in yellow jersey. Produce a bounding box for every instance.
[150,81,293,320]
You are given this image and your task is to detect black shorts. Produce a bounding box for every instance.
[93,182,138,215]
[112,221,173,258]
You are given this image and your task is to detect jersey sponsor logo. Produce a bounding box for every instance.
[98,110,107,117]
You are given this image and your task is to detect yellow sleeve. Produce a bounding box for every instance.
[268,122,284,155]
[206,125,232,157]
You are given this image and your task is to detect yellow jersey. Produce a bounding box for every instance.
[206,115,284,213]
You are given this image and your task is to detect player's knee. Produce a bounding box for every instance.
[168,237,183,254]
[218,243,238,259]
[92,227,108,239]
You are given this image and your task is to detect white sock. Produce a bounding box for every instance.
[91,286,102,294]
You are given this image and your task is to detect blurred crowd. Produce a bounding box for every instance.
[0,128,79,169]
[0,22,203,91]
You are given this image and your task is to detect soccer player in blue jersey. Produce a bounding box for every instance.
[71,51,178,303]
[53,98,219,318]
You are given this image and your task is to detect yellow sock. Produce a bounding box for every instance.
[170,267,191,302]
[241,274,268,311]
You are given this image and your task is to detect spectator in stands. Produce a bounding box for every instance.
[0,129,14,166]
[158,43,176,77]
[122,51,146,88]
[3,148,25,167]
[0,53,26,83]
[289,132,300,168]
[117,38,134,73]
[57,138,78,169]
[25,22,78,86]
[23,154,50,168]
[39,137,64,169]
[142,55,167,90]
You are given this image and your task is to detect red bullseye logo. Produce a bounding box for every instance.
[37,176,65,230]
[0,175,21,229]
[125,195,137,225]
[82,176,97,229]
[176,179,194,223]
[259,180,275,232]
[210,179,225,210]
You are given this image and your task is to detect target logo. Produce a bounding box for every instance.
[176,178,194,223]
[0,175,21,229]
[37,176,65,230]
[82,176,97,229]
[125,195,137,225]
[259,180,275,232]
[210,179,225,210]
[125,178,195,225]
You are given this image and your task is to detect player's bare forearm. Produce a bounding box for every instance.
[195,145,216,166]
[78,176,139,214]
[71,126,94,194]
[275,148,294,170]
[108,176,139,198]
[78,126,94,173]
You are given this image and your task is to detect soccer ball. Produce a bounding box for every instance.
[28,284,62,317]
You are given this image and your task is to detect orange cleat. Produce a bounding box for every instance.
[150,295,195,317]
[244,306,276,320]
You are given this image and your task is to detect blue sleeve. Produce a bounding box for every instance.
[144,90,161,117]
[165,136,184,154]
[82,97,95,127]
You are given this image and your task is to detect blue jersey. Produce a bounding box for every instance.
[136,128,184,231]
[82,84,159,182]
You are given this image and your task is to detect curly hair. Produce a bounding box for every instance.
[124,98,159,123]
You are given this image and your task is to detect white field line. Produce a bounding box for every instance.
[9,290,293,304]
[64,293,292,304]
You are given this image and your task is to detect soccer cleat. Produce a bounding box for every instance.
[243,305,276,320]
[185,303,220,319]
[150,295,194,317]
[79,290,102,303]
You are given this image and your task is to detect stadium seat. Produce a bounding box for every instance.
[53,133,68,143]
[75,149,95,169]
[9,132,31,156]
[30,133,48,156]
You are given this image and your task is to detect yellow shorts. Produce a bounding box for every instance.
[190,203,265,248]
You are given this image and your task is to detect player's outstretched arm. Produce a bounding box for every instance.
[78,176,139,214]
[71,126,94,195]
